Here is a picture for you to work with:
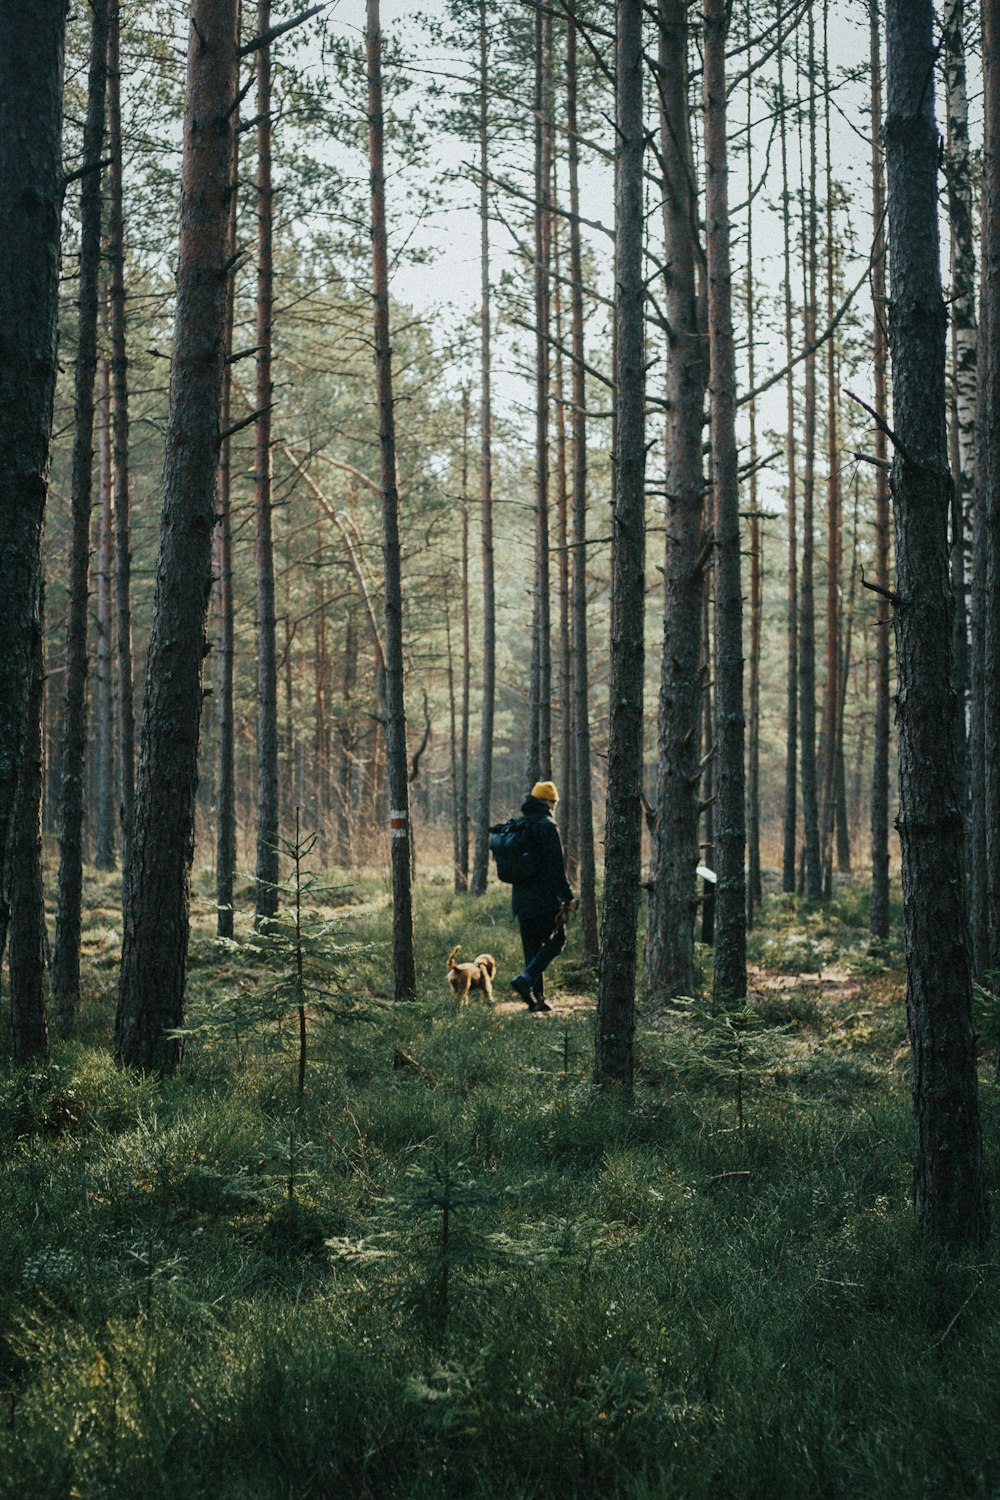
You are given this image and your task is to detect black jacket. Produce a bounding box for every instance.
[511,796,574,920]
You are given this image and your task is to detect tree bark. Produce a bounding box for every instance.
[971,0,997,980]
[0,0,66,929]
[528,0,553,787]
[595,0,644,1087]
[885,0,987,1244]
[52,0,109,1013]
[107,0,137,881]
[869,0,892,942]
[778,0,799,898]
[115,0,239,1071]
[798,9,823,903]
[819,0,843,897]
[254,0,280,927]
[943,0,975,883]
[214,14,239,938]
[470,0,497,898]
[643,0,706,1005]
[94,358,117,871]
[367,0,416,999]
[744,19,763,926]
[566,1,599,968]
[9,587,49,1065]
[457,387,471,890]
[704,0,746,1007]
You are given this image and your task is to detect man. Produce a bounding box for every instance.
[509,780,577,1012]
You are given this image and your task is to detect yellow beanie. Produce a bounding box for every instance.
[531,780,559,804]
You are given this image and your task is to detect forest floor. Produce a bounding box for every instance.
[2,867,999,1500]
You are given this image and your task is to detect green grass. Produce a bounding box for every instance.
[2,874,999,1498]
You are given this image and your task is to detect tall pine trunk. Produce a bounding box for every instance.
[943,0,975,938]
[367,0,416,998]
[643,0,706,1004]
[594,0,645,1086]
[885,0,987,1244]
[798,10,823,903]
[214,27,239,939]
[869,0,892,942]
[528,0,553,786]
[744,16,762,925]
[469,1,497,897]
[52,0,109,1013]
[115,0,239,1071]
[107,0,137,880]
[819,0,843,896]
[971,0,997,978]
[704,0,746,1006]
[9,585,49,1064]
[779,0,799,897]
[565,3,599,966]
[254,1,280,926]
[94,359,117,871]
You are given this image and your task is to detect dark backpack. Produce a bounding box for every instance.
[489,816,539,884]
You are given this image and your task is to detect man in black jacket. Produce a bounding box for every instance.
[509,781,577,1012]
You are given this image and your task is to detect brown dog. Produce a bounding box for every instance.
[446,946,497,1006]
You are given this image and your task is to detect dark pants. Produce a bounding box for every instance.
[518,912,566,999]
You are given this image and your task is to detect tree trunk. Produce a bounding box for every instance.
[943,0,975,893]
[528,0,553,787]
[779,0,799,898]
[469,0,497,898]
[553,252,576,876]
[9,586,49,1065]
[94,359,117,871]
[367,0,416,999]
[595,0,644,1087]
[704,0,746,1007]
[643,0,706,1005]
[970,0,995,979]
[0,5,64,891]
[744,22,762,926]
[107,0,137,881]
[798,9,823,904]
[565,2,599,967]
[114,0,239,1071]
[214,2,240,938]
[819,0,843,898]
[254,0,280,927]
[457,387,471,890]
[885,0,987,1244]
[52,0,109,1013]
[869,0,892,942]
[336,608,357,868]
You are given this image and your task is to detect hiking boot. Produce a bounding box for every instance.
[528,995,552,1013]
[511,974,533,1007]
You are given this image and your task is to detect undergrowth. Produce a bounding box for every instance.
[2,872,998,1499]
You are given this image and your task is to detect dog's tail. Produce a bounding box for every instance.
[447,945,461,970]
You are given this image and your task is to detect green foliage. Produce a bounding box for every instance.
[175,820,380,1091]
[3,880,998,1498]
